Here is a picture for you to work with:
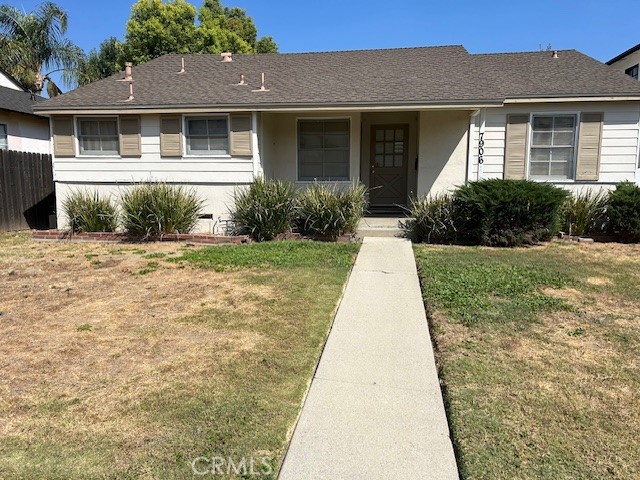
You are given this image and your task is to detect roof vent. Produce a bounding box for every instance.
[552,50,559,59]
[126,81,134,101]
[252,72,269,92]
[237,73,247,86]
[178,57,185,73]
[124,62,133,80]
[221,52,233,62]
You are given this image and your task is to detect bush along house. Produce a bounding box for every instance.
[33,46,640,232]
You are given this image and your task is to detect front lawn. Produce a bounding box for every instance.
[0,233,358,479]
[414,242,640,479]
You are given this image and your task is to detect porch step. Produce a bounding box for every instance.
[357,217,406,238]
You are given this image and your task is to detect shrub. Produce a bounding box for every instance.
[402,194,456,243]
[296,182,367,237]
[230,178,295,241]
[605,181,640,239]
[120,183,204,236]
[453,179,569,247]
[62,190,118,233]
[561,190,607,236]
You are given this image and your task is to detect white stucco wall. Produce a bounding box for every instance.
[261,111,361,185]
[0,111,50,153]
[55,181,240,233]
[417,110,472,196]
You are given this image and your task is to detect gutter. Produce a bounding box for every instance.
[32,100,506,116]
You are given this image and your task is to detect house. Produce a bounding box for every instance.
[0,68,50,153]
[33,46,640,233]
[607,43,640,80]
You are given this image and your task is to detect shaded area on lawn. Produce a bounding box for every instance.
[0,233,358,479]
[415,242,640,480]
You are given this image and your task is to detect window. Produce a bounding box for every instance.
[0,124,7,150]
[186,117,228,155]
[298,119,350,181]
[529,115,577,180]
[625,64,639,80]
[78,118,119,155]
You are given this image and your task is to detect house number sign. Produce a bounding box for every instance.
[478,132,485,165]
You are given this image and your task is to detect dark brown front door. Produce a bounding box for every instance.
[369,125,409,206]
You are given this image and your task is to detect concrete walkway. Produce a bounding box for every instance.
[279,237,459,479]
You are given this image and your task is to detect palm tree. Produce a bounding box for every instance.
[0,2,83,96]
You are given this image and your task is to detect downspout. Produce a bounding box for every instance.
[251,111,263,179]
[467,110,479,182]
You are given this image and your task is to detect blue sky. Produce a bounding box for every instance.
[6,0,640,63]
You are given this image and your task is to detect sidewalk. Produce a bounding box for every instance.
[279,237,459,479]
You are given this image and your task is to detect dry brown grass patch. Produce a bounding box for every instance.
[0,238,272,449]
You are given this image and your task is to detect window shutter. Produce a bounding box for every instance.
[52,116,75,157]
[504,114,529,179]
[119,115,141,157]
[230,114,253,156]
[575,113,603,181]
[160,116,182,157]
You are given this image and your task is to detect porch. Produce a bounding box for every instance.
[259,109,474,209]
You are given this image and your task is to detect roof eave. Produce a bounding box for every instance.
[606,43,640,65]
[504,94,640,103]
[34,99,507,115]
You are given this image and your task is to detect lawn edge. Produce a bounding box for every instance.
[413,246,467,480]
[275,245,360,476]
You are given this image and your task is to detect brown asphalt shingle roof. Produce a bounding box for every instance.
[34,46,640,112]
[0,86,44,115]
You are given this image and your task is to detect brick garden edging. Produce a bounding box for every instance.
[32,230,250,245]
[31,230,356,244]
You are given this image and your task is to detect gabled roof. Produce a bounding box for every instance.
[0,85,44,115]
[606,43,640,65]
[34,46,640,113]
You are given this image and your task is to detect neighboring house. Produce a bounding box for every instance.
[607,43,640,80]
[0,68,50,154]
[33,46,640,232]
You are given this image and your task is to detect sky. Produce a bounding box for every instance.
[5,0,640,72]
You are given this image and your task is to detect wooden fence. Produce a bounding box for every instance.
[0,150,54,231]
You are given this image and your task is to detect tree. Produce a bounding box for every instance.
[125,0,198,64]
[76,37,125,86]
[0,1,83,96]
[256,36,278,54]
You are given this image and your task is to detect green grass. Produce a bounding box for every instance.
[0,238,359,479]
[175,240,360,271]
[415,242,640,479]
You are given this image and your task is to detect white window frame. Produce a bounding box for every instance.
[526,112,580,182]
[75,116,120,157]
[0,123,7,150]
[296,117,351,182]
[183,114,231,157]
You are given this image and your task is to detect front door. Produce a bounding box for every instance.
[369,125,409,206]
